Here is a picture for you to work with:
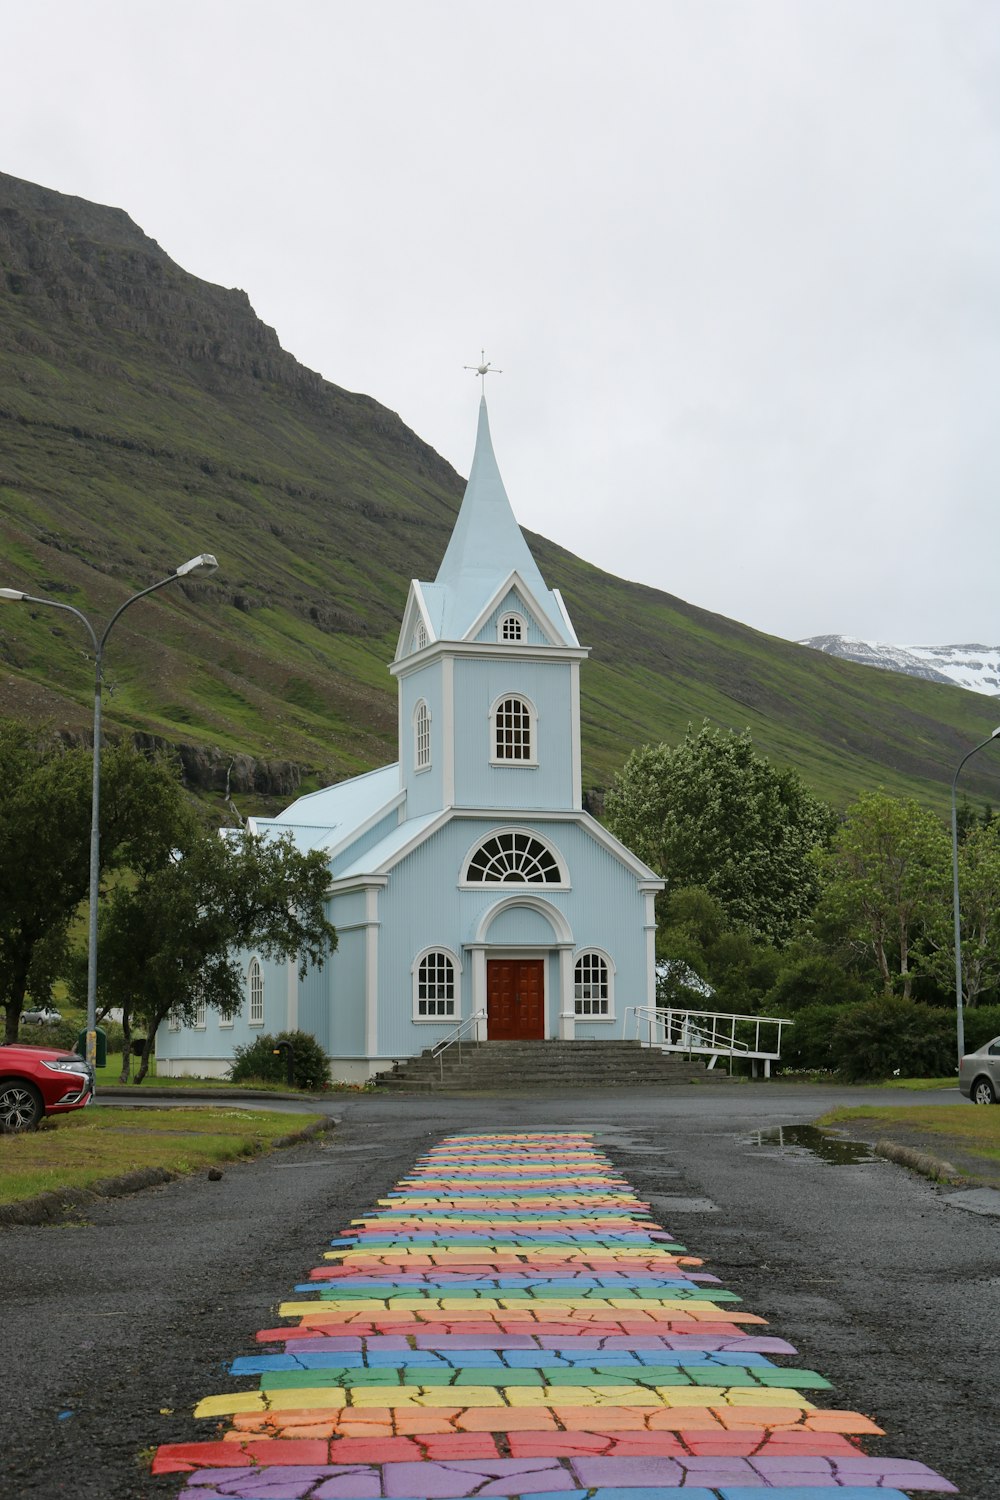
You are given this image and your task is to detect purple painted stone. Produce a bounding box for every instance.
[568,1457,684,1487]
[380,1459,575,1498]
[182,1468,339,1499]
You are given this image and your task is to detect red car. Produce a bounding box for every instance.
[0,1042,95,1131]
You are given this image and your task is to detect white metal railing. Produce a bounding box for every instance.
[624,1005,793,1075]
[431,1009,487,1081]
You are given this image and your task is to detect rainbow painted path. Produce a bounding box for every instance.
[153,1132,955,1497]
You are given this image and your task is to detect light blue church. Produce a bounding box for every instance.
[156,398,664,1081]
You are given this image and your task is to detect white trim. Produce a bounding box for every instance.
[459,826,569,890]
[193,1001,207,1030]
[411,945,463,1022]
[323,791,406,867]
[364,885,379,1056]
[393,581,436,662]
[497,610,527,644]
[551,587,581,648]
[247,956,265,1027]
[463,570,567,648]
[570,659,582,810]
[329,808,661,886]
[286,955,298,1031]
[644,890,658,1011]
[413,698,432,772]
[390,641,590,680]
[489,690,539,768]
[559,947,575,1039]
[441,654,455,807]
[572,946,616,1021]
[470,894,575,947]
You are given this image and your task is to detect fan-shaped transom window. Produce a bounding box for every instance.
[498,612,525,643]
[494,695,533,761]
[574,952,611,1016]
[415,950,457,1019]
[414,700,431,770]
[248,957,265,1026]
[466,831,562,884]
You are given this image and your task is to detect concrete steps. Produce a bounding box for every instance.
[372,1038,724,1091]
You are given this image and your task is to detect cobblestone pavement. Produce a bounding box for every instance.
[151,1131,955,1500]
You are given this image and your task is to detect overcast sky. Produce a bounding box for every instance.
[4,1,999,645]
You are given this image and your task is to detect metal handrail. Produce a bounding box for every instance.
[431,1009,487,1081]
[624,1004,793,1063]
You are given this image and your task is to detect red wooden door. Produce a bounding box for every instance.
[487,959,545,1039]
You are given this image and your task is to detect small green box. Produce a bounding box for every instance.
[76,1027,107,1068]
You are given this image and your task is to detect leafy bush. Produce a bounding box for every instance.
[832,997,955,1081]
[777,1004,845,1072]
[228,1029,330,1091]
[19,1019,80,1052]
[765,954,870,1014]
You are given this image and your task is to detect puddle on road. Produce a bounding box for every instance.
[743,1124,877,1165]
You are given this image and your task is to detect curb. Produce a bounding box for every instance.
[0,1117,336,1229]
[97,1086,325,1102]
[873,1138,960,1183]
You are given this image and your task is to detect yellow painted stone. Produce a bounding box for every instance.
[349,1386,505,1408]
[726,1388,816,1409]
[267,1387,348,1410]
[193,1392,265,1418]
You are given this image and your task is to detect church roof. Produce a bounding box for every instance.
[247,764,402,853]
[422,397,574,644]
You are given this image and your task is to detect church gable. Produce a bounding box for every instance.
[470,582,556,647]
[394,582,435,663]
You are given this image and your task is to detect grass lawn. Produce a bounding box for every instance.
[0,1106,322,1206]
[819,1103,1000,1167]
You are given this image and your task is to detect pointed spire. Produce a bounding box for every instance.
[435,396,548,600]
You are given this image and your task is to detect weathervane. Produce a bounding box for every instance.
[464,349,502,392]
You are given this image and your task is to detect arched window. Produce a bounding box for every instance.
[498,612,525,643]
[492,694,534,763]
[248,957,265,1026]
[574,951,612,1017]
[465,830,562,884]
[414,699,431,770]
[414,949,459,1019]
[412,621,428,652]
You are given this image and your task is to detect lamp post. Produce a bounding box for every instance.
[950,726,1000,1066]
[0,554,218,1067]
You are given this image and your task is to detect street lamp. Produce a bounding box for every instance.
[0,554,218,1067]
[950,726,1000,1066]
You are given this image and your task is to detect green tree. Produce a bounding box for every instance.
[605,725,834,944]
[943,819,1000,1008]
[815,791,950,1000]
[87,823,337,1081]
[0,722,185,1042]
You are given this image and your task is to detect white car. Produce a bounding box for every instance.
[21,1007,63,1026]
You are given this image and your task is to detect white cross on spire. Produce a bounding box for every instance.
[463,349,502,393]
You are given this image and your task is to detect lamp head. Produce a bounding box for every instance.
[0,588,27,601]
[175,553,219,578]
[992,727,1000,739]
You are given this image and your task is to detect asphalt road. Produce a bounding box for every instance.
[2,1082,998,1499]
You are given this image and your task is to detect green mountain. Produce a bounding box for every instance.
[1,169,997,816]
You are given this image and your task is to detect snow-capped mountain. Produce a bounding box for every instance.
[799,636,1000,698]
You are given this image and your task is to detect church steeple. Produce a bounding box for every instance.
[412,396,577,647]
[435,397,550,606]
